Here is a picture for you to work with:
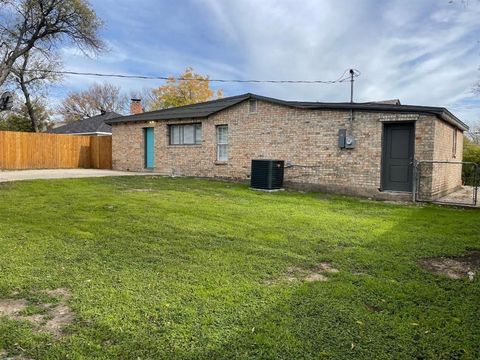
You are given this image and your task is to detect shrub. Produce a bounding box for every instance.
[462,139,480,186]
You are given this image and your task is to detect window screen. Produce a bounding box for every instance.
[169,123,202,145]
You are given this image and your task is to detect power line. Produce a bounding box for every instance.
[24,69,360,84]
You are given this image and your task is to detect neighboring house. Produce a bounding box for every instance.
[48,112,122,136]
[105,93,468,201]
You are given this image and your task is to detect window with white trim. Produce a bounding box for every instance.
[169,123,202,145]
[216,125,228,161]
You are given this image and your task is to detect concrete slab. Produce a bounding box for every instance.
[0,169,155,182]
[436,186,479,207]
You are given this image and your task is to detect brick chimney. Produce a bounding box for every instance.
[130,98,143,115]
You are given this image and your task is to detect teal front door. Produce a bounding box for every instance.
[144,128,154,169]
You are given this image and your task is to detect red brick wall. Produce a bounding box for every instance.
[111,100,463,199]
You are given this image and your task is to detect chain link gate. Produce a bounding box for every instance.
[414,160,479,207]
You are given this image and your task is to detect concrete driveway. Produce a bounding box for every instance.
[0,169,155,182]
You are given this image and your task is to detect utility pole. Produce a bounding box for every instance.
[347,69,356,147]
[349,69,354,103]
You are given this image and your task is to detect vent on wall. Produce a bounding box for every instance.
[250,160,284,190]
[249,99,257,114]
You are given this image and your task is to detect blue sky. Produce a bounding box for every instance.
[53,0,480,126]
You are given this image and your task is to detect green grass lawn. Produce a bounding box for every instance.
[0,176,479,359]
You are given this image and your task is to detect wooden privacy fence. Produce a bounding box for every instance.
[0,131,112,170]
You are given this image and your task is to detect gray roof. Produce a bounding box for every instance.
[105,93,468,131]
[49,112,122,135]
[106,95,250,123]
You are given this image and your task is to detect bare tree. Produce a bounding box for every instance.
[467,123,480,144]
[0,0,104,87]
[10,50,61,131]
[58,83,129,123]
[130,88,157,112]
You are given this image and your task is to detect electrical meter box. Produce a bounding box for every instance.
[345,135,356,149]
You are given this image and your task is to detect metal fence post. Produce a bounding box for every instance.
[474,164,479,206]
[412,159,418,203]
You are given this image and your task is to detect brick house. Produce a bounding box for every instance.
[106,93,468,200]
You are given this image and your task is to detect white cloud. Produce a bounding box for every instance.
[55,0,480,126]
[199,0,480,125]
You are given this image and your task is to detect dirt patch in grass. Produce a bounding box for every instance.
[0,299,27,316]
[42,304,75,337]
[304,273,328,282]
[267,262,339,284]
[364,303,383,313]
[0,349,34,360]
[419,250,480,280]
[122,188,156,193]
[317,262,340,273]
[44,287,71,299]
[0,288,74,338]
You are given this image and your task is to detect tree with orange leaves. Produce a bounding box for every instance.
[151,67,223,109]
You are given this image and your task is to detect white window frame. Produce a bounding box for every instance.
[169,123,202,145]
[216,125,228,162]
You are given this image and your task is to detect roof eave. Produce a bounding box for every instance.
[438,109,469,131]
[105,93,469,131]
[50,131,112,136]
[106,95,252,125]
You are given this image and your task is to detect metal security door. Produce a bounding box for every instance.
[381,123,414,191]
